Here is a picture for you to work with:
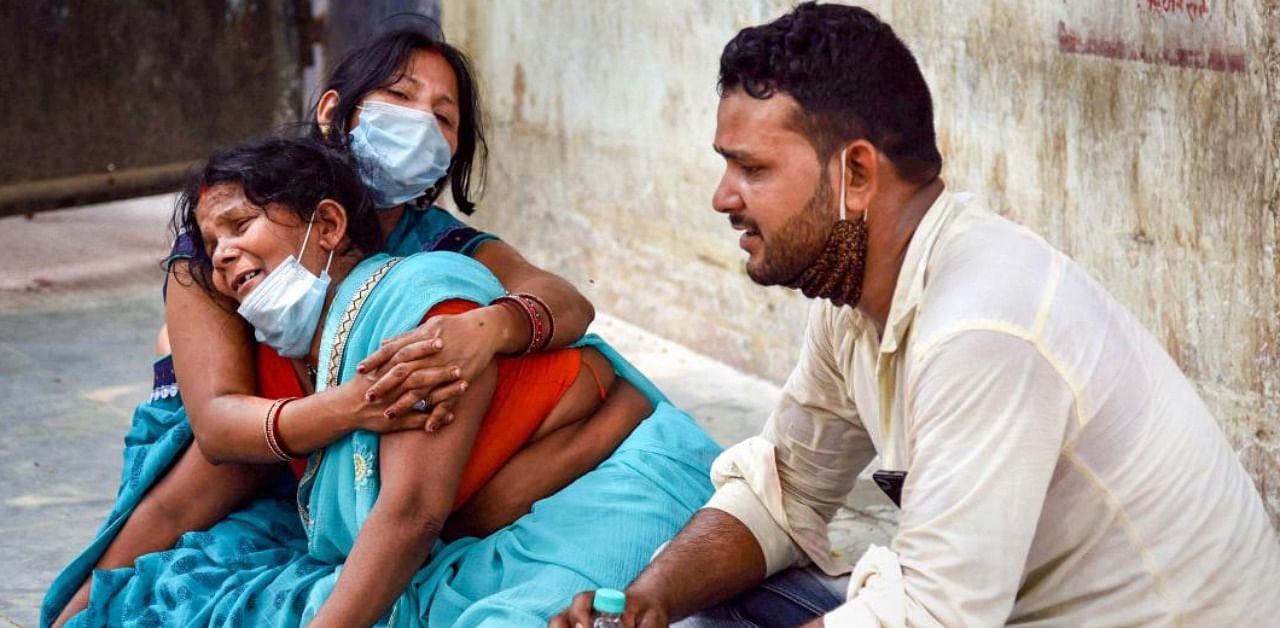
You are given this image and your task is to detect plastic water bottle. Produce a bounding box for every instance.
[592,588,626,627]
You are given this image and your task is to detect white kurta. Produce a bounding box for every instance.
[705,191,1280,626]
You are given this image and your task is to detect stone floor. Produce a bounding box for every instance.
[0,196,895,627]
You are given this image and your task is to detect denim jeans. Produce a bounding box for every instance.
[672,566,849,627]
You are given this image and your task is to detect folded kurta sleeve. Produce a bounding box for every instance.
[705,301,877,576]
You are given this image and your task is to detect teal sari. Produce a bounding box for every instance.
[44,251,720,627]
[41,206,494,626]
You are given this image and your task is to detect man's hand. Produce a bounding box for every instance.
[548,587,670,628]
[547,590,602,628]
[548,509,769,627]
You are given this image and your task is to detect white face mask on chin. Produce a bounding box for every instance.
[236,214,335,358]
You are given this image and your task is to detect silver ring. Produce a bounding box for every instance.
[411,399,429,412]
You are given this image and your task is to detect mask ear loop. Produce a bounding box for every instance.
[838,148,849,222]
[859,149,870,224]
[321,246,336,276]
[298,212,337,275]
[299,212,317,256]
[837,147,871,224]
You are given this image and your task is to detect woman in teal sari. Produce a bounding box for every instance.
[45,27,654,627]
[98,135,715,626]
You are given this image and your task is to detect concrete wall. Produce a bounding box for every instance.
[442,0,1280,525]
[2,1,304,213]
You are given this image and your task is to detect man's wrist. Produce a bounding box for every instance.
[623,579,673,620]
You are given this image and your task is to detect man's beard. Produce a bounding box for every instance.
[783,216,869,307]
[745,175,835,287]
[745,169,870,307]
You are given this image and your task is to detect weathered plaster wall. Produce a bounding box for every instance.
[443,0,1279,525]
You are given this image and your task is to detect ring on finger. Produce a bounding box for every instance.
[411,399,429,412]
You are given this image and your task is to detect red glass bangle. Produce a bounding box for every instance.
[265,396,300,461]
[492,294,545,355]
[514,292,556,352]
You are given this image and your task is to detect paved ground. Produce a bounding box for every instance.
[0,196,895,627]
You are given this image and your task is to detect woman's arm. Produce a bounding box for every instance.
[52,446,274,626]
[443,381,652,540]
[471,239,594,350]
[309,362,499,627]
[166,263,436,464]
[359,240,595,420]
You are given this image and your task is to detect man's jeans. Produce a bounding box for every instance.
[672,566,849,627]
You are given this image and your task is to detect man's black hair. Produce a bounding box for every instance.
[718,2,943,183]
[173,137,381,294]
[310,27,487,214]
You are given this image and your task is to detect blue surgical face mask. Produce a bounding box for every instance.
[348,100,453,209]
[236,214,335,358]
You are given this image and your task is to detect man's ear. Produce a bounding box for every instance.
[316,90,341,132]
[313,199,348,251]
[842,139,880,216]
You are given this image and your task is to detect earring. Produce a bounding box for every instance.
[319,124,331,139]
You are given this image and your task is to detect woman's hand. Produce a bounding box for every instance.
[323,371,443,434]
[271,374,445,459]
[356,305,518,430]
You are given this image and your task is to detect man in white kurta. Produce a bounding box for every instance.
[551,4,1279,626]
[707,189,1280,625]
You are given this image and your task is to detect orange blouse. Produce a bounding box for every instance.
[255,299,582,509]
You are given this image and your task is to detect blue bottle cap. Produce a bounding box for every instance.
[593,588,626,615]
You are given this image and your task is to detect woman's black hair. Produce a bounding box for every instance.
[310,27,487,214]
[172,136,381,294]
